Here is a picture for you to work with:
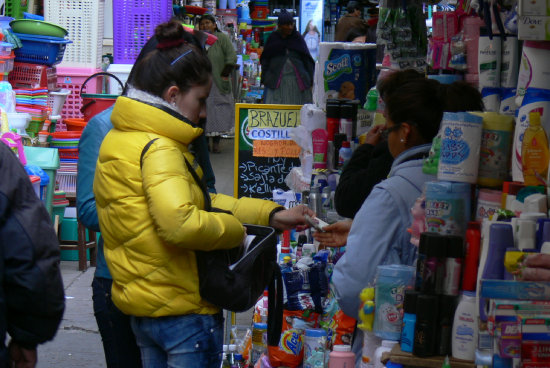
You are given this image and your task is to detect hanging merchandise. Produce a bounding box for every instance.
[376,1,428,71]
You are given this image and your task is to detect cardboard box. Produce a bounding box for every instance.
[519,0,550,16]
[518,15,550,40]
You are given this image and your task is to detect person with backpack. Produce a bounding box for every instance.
[93,20,313,368]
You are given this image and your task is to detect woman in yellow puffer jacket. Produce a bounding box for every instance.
[93,21,313,368]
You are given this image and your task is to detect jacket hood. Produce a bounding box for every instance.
[389,144,431,177]
[111,96,204,145]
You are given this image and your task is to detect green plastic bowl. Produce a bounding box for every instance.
[9,19,68,38]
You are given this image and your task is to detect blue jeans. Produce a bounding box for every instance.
[92,277,142,368]
[130,312,224,368]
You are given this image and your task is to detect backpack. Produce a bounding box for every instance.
[141,138,283,342]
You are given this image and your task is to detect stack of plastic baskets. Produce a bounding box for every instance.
[44,0,105,68]
[54,67,102,119]
[52,190,69,225]
[4,0,29,19]
[13,33,70,66]
[112,0,172,64]
[9,62,58,90]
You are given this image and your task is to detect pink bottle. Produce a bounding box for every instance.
[328,345,355,368]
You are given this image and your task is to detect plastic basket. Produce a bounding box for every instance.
[56,172,76,195]
[80,72,123,121]
[9,62,58,89]
[64,117,87,131]
[5,0,29,19]
[13,33,70,66]
[52,66,102,119]
[44,0,105,68]
[112,0,172,64]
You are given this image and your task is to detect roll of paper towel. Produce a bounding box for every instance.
[313,42,376,108]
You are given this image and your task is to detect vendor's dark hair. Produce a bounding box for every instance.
[131,20,212,97]
[377,69,425,102]
[345,25,368,42]
[385,78,444,143]
[347,1,361,13]
[442,81,485,112]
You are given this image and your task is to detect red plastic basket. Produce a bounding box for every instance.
[9,62,58,90]
[113,0,173,64]
[58,148,79,160]
[64,118,87,131]
[51,131,82,139]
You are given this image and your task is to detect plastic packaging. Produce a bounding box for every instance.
[328,345,355,368]
[373,340,398,368]
[475,189,502,222]
[251,322,267,364]
[472,112,514,188]
[373,265,415,340]
[451,291,478,360]
[424,181,471,236]
[304,329,327,368]
[437,112,484,184]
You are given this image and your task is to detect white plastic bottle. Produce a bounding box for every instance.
[451,291,478,360]
[373,340,398,368]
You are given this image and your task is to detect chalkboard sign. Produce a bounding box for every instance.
[234,103,302,200]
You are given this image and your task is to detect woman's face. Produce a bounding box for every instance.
[278,22,294,38]
[199,19,216,33]
[175,79,212,124]
[385,113,405,158]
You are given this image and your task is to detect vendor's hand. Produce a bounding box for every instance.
[519,253,550,281]
[9,340,37,368]
[312,219,352,248]
[269,205,315,232]
[364,124,385,146]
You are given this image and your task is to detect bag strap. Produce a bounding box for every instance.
[140,138,159,169]
[140,138,212,211]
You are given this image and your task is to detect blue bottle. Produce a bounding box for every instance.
[401,290,418,353]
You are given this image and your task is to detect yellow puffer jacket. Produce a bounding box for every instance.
[94,96,281,317]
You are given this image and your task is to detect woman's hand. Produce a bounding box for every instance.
[519,254,550,281]
[269,205,315,231]
[312,219,353,248]
[364,124,385,146]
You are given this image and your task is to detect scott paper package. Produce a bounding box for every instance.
[313,42,376,108]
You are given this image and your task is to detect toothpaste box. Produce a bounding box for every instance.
[519,0,550,16]
[518,15,550,40]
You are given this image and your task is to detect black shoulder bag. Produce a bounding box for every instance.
[141,139,283,344]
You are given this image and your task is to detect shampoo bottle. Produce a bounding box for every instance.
[522,112,549,186]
